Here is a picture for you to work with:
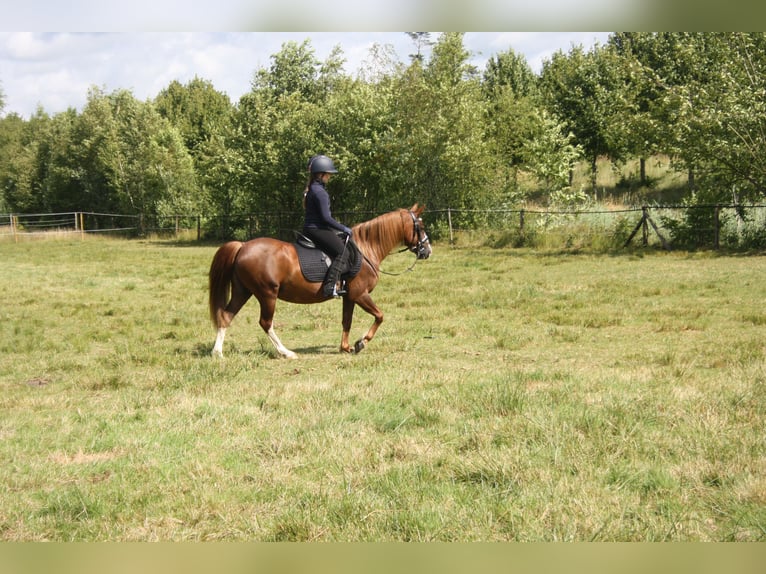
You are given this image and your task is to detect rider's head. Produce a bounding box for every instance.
[308,155,338,176]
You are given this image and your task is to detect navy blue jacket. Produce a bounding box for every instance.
[303,179,352,235]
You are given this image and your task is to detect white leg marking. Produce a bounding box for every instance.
[267,326,298,359]
[212,327,226,358]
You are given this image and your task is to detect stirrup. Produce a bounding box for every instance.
[324,280,346,298]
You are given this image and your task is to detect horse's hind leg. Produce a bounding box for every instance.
[212,278,251,358]
[257,295,298,359]
[212,328,227,358]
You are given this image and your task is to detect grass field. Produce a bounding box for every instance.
[1,236,764,541]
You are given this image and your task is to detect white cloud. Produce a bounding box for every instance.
[1,32,613,118]
[467,32,611,73]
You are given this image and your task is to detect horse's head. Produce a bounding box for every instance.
[406,204,432,260]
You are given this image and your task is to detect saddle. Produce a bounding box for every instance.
[294,233,363,283]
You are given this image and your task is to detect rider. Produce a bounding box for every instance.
[302,155,353,298]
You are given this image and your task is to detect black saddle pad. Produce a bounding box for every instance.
[294,240,363,283]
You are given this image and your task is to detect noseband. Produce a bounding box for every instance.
[405,210,431,260]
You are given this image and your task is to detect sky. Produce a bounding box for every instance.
[0,32,613,119]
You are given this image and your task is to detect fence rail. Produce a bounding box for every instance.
[2,205,766,250]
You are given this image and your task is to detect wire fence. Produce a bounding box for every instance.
[2,205,766,250]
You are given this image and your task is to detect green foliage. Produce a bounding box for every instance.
[253,39,323,100]
[0,88,199,217]
[3,33,766,223]
[383,33,491,212]
[539,42,634,189]
[154,77,232,157]
[674,33,766,201]
[522,110,583,195]
[482,47,537,99]
[661,205,720,250]
[0,112,36,212]
[74,88,199,216]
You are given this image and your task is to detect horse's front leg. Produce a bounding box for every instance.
[347,292,383,354]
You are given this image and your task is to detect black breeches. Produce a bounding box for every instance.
[303,227,347,259]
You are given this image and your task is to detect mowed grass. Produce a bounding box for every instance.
[0,236,764,541]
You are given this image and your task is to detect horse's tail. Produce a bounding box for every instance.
[208,241,243,328]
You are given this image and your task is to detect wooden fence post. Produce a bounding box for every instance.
[644,208,670,250]
[642,206,649,246]
[447,208,454,244]
[714,205,721,249]
[624,206,650,248]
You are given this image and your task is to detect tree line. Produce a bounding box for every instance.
[1,32,765,237]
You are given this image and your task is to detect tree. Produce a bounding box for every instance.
[482,48,537,99]
[539,42,632,191]
[154,77,232,158]
[33,108,80,212]
[482,49,540,202]
[220,39,352,236]
[253,39,323,101]
[613,33,766,202]
[358,42,403,83]
[666,33,766,202]
[608,32,702,186]
[522,110,584,198]
[406,32,433,63]
[386,32,490,212]
[73,87,198,216]
[321,76,397,214]
[154,77,233,224]
[0,111,36,212]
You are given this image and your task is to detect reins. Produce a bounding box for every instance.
[378,255,420,276]
[360,243,419,277]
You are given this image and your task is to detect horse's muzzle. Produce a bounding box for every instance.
[416,239,432,259]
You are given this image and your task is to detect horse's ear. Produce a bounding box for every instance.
[412,203,425,216]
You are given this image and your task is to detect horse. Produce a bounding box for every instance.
[208,204,432,358]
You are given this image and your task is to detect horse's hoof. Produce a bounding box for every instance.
[353,339,367,354]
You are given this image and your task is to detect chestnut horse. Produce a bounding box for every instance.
[208,204,431,358]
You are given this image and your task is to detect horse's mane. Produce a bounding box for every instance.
[352,209,408,262]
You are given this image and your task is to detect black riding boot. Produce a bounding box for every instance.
[322,251,348,298]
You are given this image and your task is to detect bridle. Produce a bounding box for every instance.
[371,210,431,276]
[405,210,432,260]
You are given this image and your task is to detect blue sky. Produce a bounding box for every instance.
[0,32,612,118]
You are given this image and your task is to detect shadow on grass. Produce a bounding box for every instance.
[191,341,338,358]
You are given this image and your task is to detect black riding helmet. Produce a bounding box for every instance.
[308,155,338,174]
